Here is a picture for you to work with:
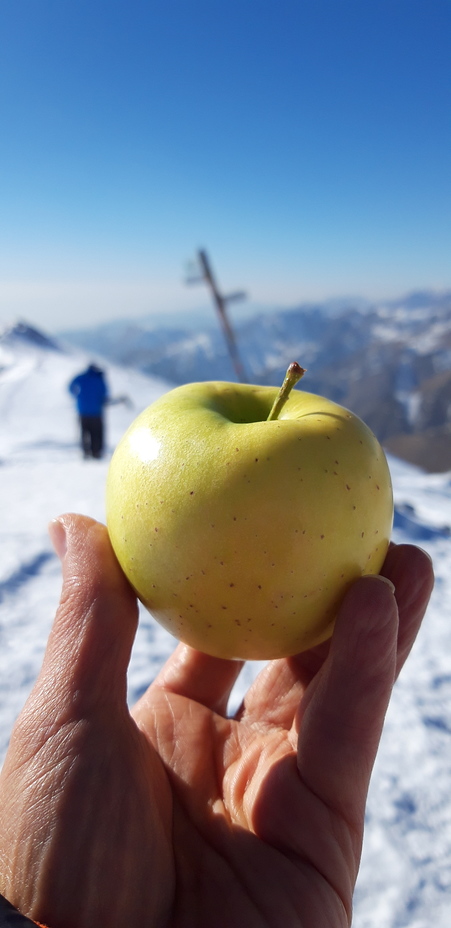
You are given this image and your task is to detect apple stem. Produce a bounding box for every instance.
[267,362,306,421]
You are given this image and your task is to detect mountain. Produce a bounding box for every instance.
[60,289,451,473]
[1,320,451,927]
[1,319,63,353]
[0,319,171,472]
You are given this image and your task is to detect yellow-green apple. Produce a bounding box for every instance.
[106,364,393,660]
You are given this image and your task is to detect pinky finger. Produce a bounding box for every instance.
[381,543,434,677]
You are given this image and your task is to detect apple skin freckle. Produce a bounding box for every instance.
[106,373,393,661]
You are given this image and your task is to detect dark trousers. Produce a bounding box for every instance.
[80,415,104,458]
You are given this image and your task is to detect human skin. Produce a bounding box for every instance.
[0,514,434,928]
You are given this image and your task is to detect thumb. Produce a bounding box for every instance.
[36,513,139,722]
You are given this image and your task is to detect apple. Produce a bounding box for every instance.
[106,364,393,660]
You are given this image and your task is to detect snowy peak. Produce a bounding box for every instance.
[0,320,63,353]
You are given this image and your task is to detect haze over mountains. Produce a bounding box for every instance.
[60,288,451,474]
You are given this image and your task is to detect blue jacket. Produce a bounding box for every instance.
[69,365,108,417]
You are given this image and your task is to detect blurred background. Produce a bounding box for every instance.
[1,0,450,471]
[1,5,451,925]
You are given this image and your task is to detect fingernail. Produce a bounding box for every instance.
[376,575,396,594]
[49,518,67,561]
[358,574,396,594]
[415,546,434,567]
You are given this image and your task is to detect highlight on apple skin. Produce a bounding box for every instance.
[106,371,394,660]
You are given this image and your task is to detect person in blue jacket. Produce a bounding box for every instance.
[68,364,109,459]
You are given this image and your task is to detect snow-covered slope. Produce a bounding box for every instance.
[1,323,451,927]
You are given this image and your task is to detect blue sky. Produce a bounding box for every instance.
[1,0,450,331]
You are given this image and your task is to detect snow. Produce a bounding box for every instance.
[1,327,451,926]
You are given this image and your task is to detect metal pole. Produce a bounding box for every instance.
[197,249,248,383]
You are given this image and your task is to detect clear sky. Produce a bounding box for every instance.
[1,0,450,332]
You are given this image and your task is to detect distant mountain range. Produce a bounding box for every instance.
[45,288,451,473]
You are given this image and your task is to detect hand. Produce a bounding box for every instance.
[0,515,433,928]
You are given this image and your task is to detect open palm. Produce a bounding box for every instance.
[0,515,433,928]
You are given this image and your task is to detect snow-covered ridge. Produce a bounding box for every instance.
[0,324,451,927]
